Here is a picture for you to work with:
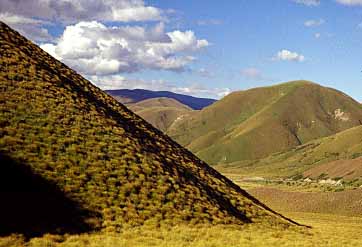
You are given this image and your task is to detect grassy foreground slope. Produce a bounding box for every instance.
[128,98,192,132]
[2,213,362,247]
[217,125,362,179]
[0,21,297,237]
[168,81,362,165]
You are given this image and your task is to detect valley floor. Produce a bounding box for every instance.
[1,212,362,247]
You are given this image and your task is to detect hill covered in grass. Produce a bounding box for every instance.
[0,22,298,237]
[128,98,192,132]
[216,125,362,179]
[168,81,362,165]
[106,88,216,110]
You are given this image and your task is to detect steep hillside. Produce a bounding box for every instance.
[0,22,298,237]
[217,125,362,179]
[128,98,191,132]
[106,89,216,110]
[168,81,362,165]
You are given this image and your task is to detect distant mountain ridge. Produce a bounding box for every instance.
[106,89,217,110]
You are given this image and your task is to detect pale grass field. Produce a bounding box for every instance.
[1,212,362,247]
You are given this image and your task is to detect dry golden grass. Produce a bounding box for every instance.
[2,213,362,247]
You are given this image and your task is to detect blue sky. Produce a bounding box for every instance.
[1,0,362,100]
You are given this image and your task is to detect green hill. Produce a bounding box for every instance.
[168,81,362,165]
[0,22,298,237]
[216,125,362,179]
[128,98,192,132]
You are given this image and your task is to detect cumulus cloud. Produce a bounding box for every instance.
[40,21,209,75]
[173,84,231,98]
[0,0,165,42]
[292,0,320,6]
[0,12,53,41]
[240,67,266,81]
[0,0,164,23]
[304,19,325,27]
[274,49,305,62]
[89,75,230,99]
[336,0,362,5]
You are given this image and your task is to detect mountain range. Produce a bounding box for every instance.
[106,89,216,110]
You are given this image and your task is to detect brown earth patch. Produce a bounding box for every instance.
[249,187,362,216]
[303,157,362,180]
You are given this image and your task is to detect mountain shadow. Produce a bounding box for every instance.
[0,153,99,238]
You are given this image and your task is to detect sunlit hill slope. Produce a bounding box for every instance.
[168,81,362,165]
[0,22,298,237]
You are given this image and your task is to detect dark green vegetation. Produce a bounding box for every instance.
[106,88,216,110]
[128,98,192,132]
[0,22,299,237]
[168,81,362,165]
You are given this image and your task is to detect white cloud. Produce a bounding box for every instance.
[336,0,362,6]
[274,49,305,62]
[173,84,231,98]
[240,67,267,81]
[315,33,321,38]
[0,0,165,42]
[0,0,164,23]
[292,0,320,6]
[0,12,53,41]
[40,21,209,75]
[304,19,325,27]
[89,75,230,99]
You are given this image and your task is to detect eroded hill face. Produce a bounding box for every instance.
[0,22,297,235]
[168,81,362,165]
[216,125,362,179]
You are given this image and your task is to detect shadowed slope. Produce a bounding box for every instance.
[0,154,97,238]
[168,81,362,165]
[0,21,300,235]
